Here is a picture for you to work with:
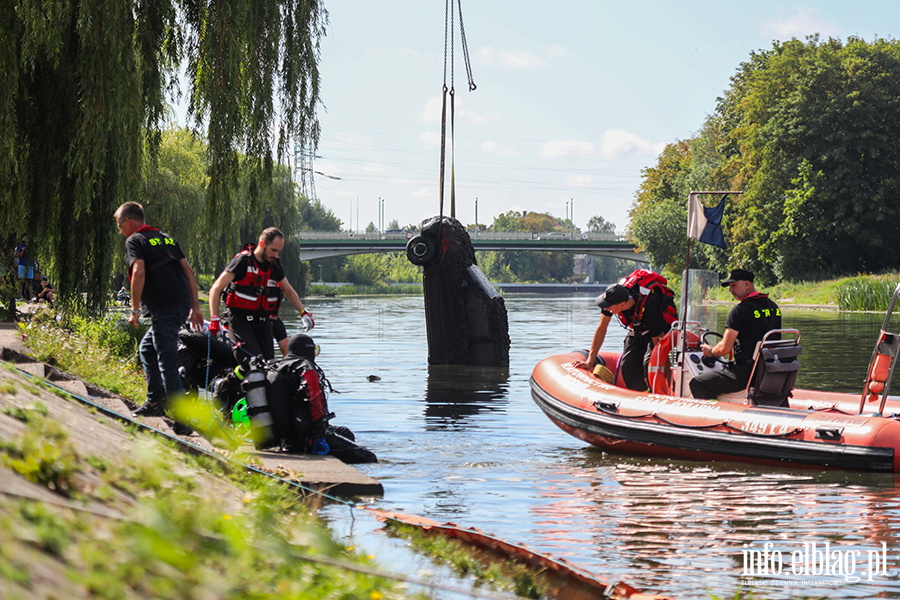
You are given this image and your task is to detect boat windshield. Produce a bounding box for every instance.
[681,269,720,340]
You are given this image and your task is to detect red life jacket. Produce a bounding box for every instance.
[616,269,678,330]
[224,249,282,314]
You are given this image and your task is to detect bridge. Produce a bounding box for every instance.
[296,231,647,263]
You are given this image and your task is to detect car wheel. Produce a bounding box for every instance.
[406,235,438,266]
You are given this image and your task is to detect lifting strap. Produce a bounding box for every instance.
[440,0,476,226]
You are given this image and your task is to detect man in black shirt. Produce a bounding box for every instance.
[574,271,676,391]
[115,202,204,420]
[690,268,782,399]
[208,227,312,367]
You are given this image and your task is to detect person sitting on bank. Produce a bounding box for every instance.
[689,268,782,400]
[36,277,54,307]
[574,269,677,391]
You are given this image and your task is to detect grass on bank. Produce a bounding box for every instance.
[0,395,406,600]
[694,271,900,312]
[9,308,557,599]
[385,522,547,599]
[21,310,146,400]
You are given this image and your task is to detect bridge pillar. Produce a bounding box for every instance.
[407,216,510,367]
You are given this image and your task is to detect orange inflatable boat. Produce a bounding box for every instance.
[531,274,900,473]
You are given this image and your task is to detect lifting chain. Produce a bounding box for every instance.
[439,0,476,222]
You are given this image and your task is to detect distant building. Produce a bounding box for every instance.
[573,254,595,283]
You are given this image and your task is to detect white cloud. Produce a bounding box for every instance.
[316,162,343,176]
[412,187,433,198]
[546,46,569,58]
[564,174,593,188]
[540,140,595,159]
[482,140,522,157]
[419,131,441,147]
[363,163,385,173]
[478,46,495,64]
[500,49,547,70]
[598,129,665,160]
[540,131,664,160]
[477,46,548,70]
[417,95,500,126]
[760,8,840,40]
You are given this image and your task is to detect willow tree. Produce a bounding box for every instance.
[0,0,327,314]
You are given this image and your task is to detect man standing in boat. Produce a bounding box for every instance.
[690,268,781,399]
[574,269,677,391]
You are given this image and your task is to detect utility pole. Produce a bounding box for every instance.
[475,197,478,239]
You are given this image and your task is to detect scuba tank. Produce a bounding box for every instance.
[242,357,274,444]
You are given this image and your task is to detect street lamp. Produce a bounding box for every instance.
[319,264,323,283]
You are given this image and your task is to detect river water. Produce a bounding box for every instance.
[282,296,900,599]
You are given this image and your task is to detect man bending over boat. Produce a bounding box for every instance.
[690,268,781,400]
[574,269,677,391]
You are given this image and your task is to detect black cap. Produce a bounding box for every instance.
[286,333,317,361]
[721,268,754,287]
[596,283,631,309]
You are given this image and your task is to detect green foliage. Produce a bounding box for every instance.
[1,0,328,314]
[587,214,616,233]
[631,36,900,284]
[837,277,900,311]
[0,414,82,496]
[2,401,50,422]
[481,211,575,282]
[21,317,146,400]
[67,314,142,361]
[386,521,547,599]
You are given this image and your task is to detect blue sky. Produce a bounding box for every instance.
[303,1,895,233]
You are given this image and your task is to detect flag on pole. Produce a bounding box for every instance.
[687,193,726,249]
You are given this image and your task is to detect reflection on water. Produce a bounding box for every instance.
[423,365,510,430]
[286,296,900,599]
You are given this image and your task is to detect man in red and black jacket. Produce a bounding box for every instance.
[208,227,313,367]
[115,202,204,421]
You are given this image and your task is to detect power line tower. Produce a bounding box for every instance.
[294,139,317,200]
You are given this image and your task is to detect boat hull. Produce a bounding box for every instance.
[531,352,900,472]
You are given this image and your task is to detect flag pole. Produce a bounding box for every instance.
[678,190,742,397]
[678,214,694,397]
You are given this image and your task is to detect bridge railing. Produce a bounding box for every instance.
[296,231,630,242]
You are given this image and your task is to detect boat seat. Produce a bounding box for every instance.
[747,335,802,408]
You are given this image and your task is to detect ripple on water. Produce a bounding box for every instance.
[294,297,900,599]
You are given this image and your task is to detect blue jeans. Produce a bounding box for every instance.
[139,302,190,406]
